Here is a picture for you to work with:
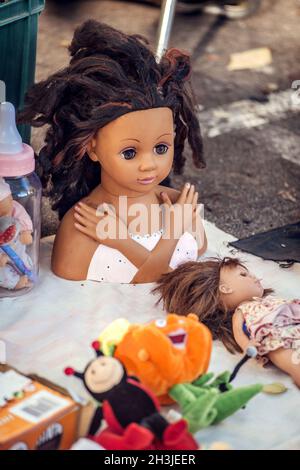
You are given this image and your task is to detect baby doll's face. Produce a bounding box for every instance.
[219,264,264,310]
[0,195,13,217]
[89,107,174,194]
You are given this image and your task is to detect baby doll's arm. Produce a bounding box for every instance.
[232,309,254,352]
[0,252,9,267]
[19,230,33,245]
[12,200,33,232]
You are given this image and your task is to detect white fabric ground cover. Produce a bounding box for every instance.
[1,221,299,450]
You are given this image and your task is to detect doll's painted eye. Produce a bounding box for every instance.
[121,148,136,160]
[154,144,169,155]
[155,319,167,328]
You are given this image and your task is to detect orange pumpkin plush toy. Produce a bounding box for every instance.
[115,313,212,404]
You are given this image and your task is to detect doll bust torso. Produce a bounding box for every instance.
[51,184,200,283]
[87,226,198,283]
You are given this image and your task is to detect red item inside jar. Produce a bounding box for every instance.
[0,224,17,245]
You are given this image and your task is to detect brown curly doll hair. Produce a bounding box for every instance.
[152,257,273,354]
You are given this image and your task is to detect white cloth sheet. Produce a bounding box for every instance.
[0,221,299,449]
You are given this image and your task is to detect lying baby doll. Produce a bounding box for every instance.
[153,257,300,388]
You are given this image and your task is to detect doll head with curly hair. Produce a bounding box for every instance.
[19,20,204,219]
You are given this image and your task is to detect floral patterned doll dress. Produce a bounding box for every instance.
[238,296,300,360]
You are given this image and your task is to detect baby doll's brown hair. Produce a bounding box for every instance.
[152,258,273,354]
[18,20,204,219]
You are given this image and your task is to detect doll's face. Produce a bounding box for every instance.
[89,107,174,194]
[219,264,264,310]
[0,195,13,217]
[85,356,124,394]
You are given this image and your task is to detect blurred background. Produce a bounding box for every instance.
[14,0,300,238]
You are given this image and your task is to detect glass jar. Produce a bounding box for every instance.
[0,174,42,297]
[0,101,42,298]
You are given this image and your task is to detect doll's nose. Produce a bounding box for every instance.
[139,153,157,172]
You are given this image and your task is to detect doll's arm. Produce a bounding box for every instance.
[74,184,200,282]
[132,185,201,283]
[19,230,33,245]
[52,205,152,280]
[73,210,182,283]
[12,201,33,232]
[197,225,207,257]
[0,252,9,267]
[74,201,152,266]
[131,237,181,283]
[232,309,255,352]
[157,185,207,257]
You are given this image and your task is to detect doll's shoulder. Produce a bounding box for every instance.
[232,307,244,322]
[51,204,98,280]
[81,190,106,208]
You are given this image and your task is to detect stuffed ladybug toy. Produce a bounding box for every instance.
[64,341,198,450]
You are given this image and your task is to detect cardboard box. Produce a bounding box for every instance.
[0,365,84,450]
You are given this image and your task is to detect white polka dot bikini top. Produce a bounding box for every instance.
[86,227,199,284]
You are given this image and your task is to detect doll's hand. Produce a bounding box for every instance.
[74,201,127,247]
[0,253,9,267]
[256,355,268,367]
[160,183,200,239]
[19,231,33,245]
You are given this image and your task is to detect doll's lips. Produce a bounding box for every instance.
[137,176,156,185]
[167,328,187,350]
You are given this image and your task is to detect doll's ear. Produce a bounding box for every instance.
[86,139,98,162]
[87,150,98,163]
[219,284,233,295]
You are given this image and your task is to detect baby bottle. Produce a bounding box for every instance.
[0,102,42,298]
